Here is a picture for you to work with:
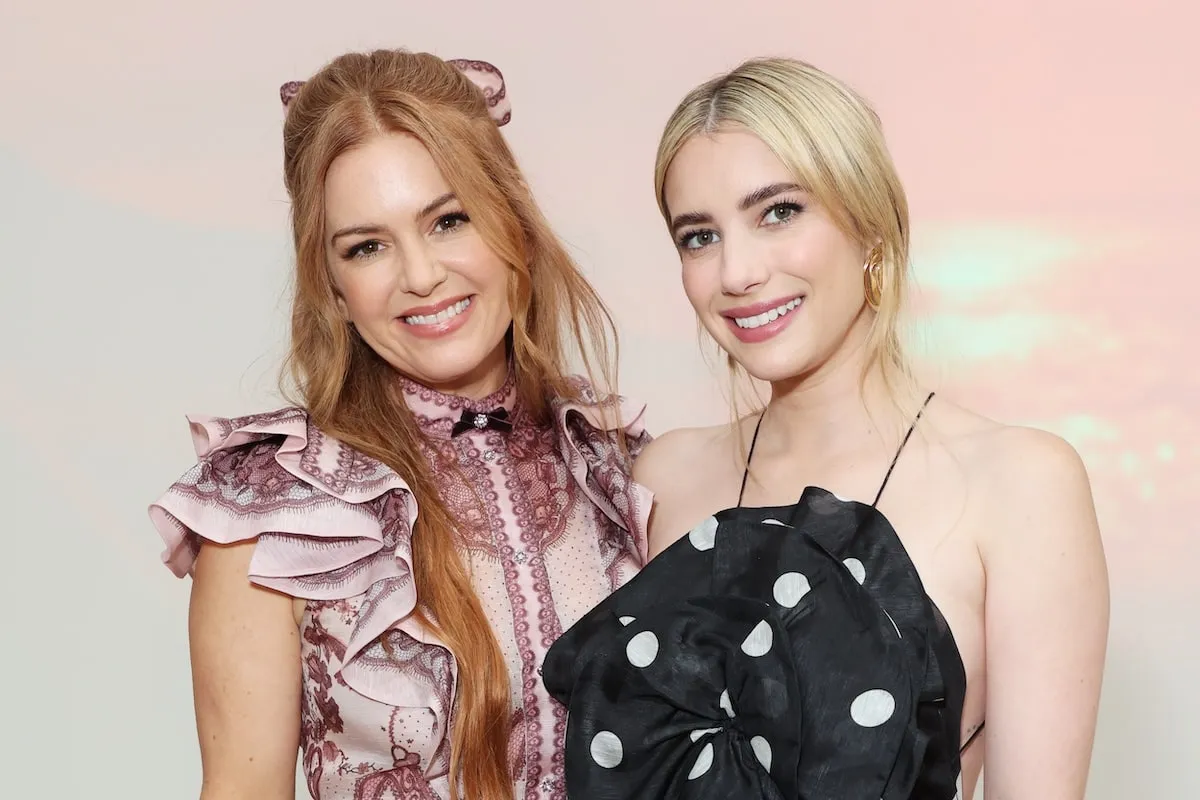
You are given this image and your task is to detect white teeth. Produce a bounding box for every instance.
[403,297,471,326]
[733,298,802,329]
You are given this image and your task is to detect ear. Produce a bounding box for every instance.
[448,59,512,126]
[280,80,305,111]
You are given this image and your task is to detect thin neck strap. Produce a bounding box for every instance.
[737,411,767,507]
[871,391,935,508]
[736,391,936,509]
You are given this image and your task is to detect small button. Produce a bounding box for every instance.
[513,550,527,565]
[483,449,497,462]
[473,413,488,429]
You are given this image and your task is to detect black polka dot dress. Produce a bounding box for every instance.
[542,397,973,798]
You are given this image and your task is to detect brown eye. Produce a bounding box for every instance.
[345,240,383,260]
[433,212,470,233]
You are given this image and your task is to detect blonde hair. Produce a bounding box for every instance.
[653,57,915,407]
[281,48,619,800]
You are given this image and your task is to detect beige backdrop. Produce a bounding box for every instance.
[1,0,1195,796]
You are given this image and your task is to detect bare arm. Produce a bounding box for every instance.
[981,429,1109,798]
[189,540,302,800]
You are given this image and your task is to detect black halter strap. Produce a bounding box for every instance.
[736,392,936,509]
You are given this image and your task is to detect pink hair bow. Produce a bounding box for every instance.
[279,58,511,127]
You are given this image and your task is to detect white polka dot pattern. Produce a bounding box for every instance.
[626,631,659,668]
[741,620,774,657]
[542,486,969,799]
[720,689,735,718]
[590,731,623,768]
[843,557,867,584]
[850,689,897,728]
[688,515,718,551]
[751,736,772,771]
[773,572,811,608]
[688,742,715,779]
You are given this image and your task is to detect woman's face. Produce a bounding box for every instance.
[324,132,513,398]
[662,128,874,386]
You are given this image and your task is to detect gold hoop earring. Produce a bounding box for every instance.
[863,248,884,309]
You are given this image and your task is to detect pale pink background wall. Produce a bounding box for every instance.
[1,1,1195,796]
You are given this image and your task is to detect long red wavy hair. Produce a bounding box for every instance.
[280,49,619,799]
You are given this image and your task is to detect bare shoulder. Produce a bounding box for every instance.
[927,397,1099,550]
[636,421,742,558]
[633,422,730,494]
[933,400,1091,497]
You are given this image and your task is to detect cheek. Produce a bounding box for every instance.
[460,254,514,316]
[335,269,392,321]
[444,237,510,290]
[679,263,714,312]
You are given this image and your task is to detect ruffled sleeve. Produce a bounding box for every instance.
[147,408,456,720]
[552,379,654,567]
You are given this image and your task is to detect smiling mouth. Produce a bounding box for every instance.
[402,296,473,326]
[729,297,803,329]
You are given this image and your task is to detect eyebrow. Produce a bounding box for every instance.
[330,224,386,244]
[329,192,459,243]
[668,182,805,235]
[418,191,458,220]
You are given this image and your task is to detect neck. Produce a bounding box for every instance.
[762,348,916,458]
[422,343,510,402]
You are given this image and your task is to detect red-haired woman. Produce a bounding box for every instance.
[149,49,650,800]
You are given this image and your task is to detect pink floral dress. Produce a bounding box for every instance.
[149,373,652,799]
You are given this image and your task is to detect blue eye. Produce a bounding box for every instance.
[678,230,720,251]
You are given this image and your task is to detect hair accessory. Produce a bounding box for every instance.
[279,58,511,126]
[279,80,304,108]
[446,59,511,126]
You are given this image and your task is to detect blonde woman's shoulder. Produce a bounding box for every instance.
[926,396,1099,552]
[634,422,735,487]
[635,420,747,558]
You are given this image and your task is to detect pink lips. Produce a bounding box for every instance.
[398,294,475,340]
[720,295,804,344]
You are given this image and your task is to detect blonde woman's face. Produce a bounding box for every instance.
[323,132,513,398]
[662,129,874,385]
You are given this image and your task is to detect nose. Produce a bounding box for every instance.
[718,231,768,296]
[396,242,447,297]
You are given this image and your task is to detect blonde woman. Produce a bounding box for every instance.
[150,50,650,800]
[544,58,1107,799]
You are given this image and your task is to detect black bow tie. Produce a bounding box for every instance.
[451,407,513,437]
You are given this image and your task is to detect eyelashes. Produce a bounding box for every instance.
[432,211,470,234]
[676,200,806,252]
[677,229,717,251]
[343,240,383,260]
[338,211,472,261]
[761,200,803,226]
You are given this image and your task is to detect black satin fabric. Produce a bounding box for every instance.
[542,487,966,799]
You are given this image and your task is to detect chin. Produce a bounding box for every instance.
[721,343,818,385]
[742,360,813,385]
[396,338,509,394]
